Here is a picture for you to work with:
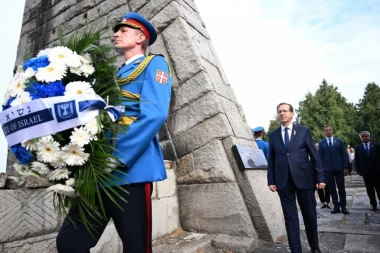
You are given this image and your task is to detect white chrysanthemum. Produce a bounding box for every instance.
[65,178,75,187]
[10,91,32,106]
[47,184,75,197]
[69,66,82,76]
[48,168,71,181]
[79,53,92,64]
[22,138,39,151]
[13,163,30,176]
[84,117,102,135]
[70,126,91,147]
[66,52,82,68]
[23,67,36,78]
[3,90,11,105]
[61,144,90,166]
[80,64,95,77]
[47,46,75,65]
[36,136,61,163]
[49,152,66,169]
[31,161,50,175]
[64,81,95,96]
[8,75,27,97]
[37,48,51,57]
[35,62,67,83]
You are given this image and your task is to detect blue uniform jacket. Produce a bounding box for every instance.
[112,55,172,185]
[255,139,269,161]
[318,137,349,171]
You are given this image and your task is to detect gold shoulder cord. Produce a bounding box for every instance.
[117,55,156,85]
[117,55,172,85]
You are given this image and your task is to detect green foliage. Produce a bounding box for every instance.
[296,79,357,146]
[356,82,380,143]
[267,117,280,136]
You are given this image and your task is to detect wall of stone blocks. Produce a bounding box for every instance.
[0,163,179,253]
[9,0,286,246]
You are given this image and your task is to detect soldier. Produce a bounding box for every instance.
[56,12,172,253]
[252,126,269,161]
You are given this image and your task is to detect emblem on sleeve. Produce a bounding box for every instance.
[156,70,168,84]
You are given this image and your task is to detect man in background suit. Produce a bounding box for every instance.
[268,103,325,253]
[318,125,350,215]
[354,131,380,211]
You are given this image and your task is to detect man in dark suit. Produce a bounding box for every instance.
[268,103,325,253]
[318,125,350,215]
[354,131,380,211]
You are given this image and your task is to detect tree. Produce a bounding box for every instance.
[356,82,380,143]
[296,79,357,146]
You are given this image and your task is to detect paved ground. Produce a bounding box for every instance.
[153,175,380,253]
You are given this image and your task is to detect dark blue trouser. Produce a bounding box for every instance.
[56,183,153,253]
[278,175,319,253]
[362,169,380,207]
[326,170,346,208]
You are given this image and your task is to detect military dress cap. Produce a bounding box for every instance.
[252,126,264,132]
[113,12,157,46]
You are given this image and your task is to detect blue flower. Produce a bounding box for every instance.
[23,55,50,71]
[26,81,65,99]
[2,97,16,110]
[10,144,34,165]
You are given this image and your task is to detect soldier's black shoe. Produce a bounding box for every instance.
[342,208,349,215]
[311,248,322,253]
[331,206,341,214]
[371,206,378,211]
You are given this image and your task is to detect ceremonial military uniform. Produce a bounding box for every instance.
[252,126,269,161]
[57,12,172,253]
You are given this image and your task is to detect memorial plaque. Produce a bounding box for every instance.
[232,144,268,170]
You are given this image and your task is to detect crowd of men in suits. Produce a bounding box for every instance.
[265,102,380,253]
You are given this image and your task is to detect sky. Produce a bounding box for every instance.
[0,0,380,171]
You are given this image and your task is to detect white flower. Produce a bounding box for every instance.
[47,184,75,197]
[64,81,95,96]
[8,75,27,97]
[35,62,67,83]
[84,117,102,135]
[36,136,61,163]
[80,64,95,77]
[13,163,30,176]
[47,46,75,65]
[49,152,66,169]
[61,144,90,166]
[69,66,82,76]
[37,48,51,57]
[79,53,92,64]
[10,91,32,106]
[65,178,75,187]
[31,161,50,175]
[48,168,71,181]
[23,67,36,78]
[66,52,82,68]
[70,126,91,147]
[22,138,39,151]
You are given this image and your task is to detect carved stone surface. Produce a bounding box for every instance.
[178,182,257,238]
[0,189,59,243]
[0,173,7,188]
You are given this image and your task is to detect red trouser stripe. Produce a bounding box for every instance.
[144,183,152,253]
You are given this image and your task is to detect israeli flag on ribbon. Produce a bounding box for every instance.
[0,94,122,146]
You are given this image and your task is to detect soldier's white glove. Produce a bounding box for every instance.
[105,157,121,172]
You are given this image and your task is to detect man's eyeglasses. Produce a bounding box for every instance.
[361,135,369,137]
[278,110,290,113]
